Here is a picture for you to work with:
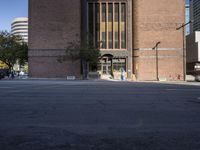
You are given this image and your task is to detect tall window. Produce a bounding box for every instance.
[114,3,119,49]
[101,3,107,48]
[88,3,94,45]
[88,2,126,49]
[121,3,126,49]
[102,3,106,22]
[108,3,113,49]
[95,3,100,47]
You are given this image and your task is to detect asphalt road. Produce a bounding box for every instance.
[0,80,200,150]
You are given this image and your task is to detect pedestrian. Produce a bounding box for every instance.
[11,71,14,80]
[121,67,125,81]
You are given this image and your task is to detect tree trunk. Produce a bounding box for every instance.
[8,65,12,73]
[86,62,89,79]
[81,60,87,79]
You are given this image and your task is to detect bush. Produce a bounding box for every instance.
[0,72,5,79]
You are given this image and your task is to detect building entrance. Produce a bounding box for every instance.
[98,54,126,77]
[101,57,112,75]
[98,55,113,75]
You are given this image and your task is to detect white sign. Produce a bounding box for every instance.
[67,76,76,80]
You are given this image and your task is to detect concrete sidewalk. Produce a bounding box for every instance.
[136,81,200,86]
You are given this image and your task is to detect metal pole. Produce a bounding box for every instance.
[153,42,160,81]
[176,20,193,81]
[183,25,186,81]
[156,46,159,81]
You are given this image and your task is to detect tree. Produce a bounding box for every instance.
[0,31,28,72]
[58,38,101,79]
[16,42,28,66]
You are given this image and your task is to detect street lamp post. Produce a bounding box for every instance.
[153,42,161,81]
[176,20,193,81]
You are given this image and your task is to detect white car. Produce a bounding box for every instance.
[19,71,25,76]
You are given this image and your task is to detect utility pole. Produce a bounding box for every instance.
[176,20,193,81]
[153,41,161,81]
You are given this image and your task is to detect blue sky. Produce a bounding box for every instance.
[0,0,189,32]
[0,0,28,31]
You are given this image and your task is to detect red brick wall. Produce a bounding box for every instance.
[29,57,81,78]
[133,0,185,81]
[28,0,81,78]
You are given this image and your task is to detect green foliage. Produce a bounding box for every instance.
[0,61,8,68]
[58,37,100,78]
[0,31,28,71]
[80,42,101,66]
[58,39,80,63]
[58,39,101,68]
[16,42,28,66]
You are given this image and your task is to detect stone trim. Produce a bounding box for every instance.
[29,49,129,58]
[29,49,66,51]
[133,48,182,51]
[136,55,181,58]
[29,49,66,57]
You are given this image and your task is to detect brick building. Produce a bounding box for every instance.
[29,0,185,80]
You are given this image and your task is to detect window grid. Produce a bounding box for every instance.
[88,2,127,50]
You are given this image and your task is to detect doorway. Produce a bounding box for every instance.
[98,54,113,75]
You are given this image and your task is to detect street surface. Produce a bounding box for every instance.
[0,80,200,150]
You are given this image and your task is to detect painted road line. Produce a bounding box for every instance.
[166,89,200,91]
[0,87,13,89]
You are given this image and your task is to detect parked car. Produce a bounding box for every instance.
[193,64,200,82]
[195,75,200,82]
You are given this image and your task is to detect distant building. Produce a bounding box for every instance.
[186,31,200,73]
[11,17,28,72]
[186,0,200,74]
[190,0,200,32]
[185,4,190,35]
[11,17,28,43]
